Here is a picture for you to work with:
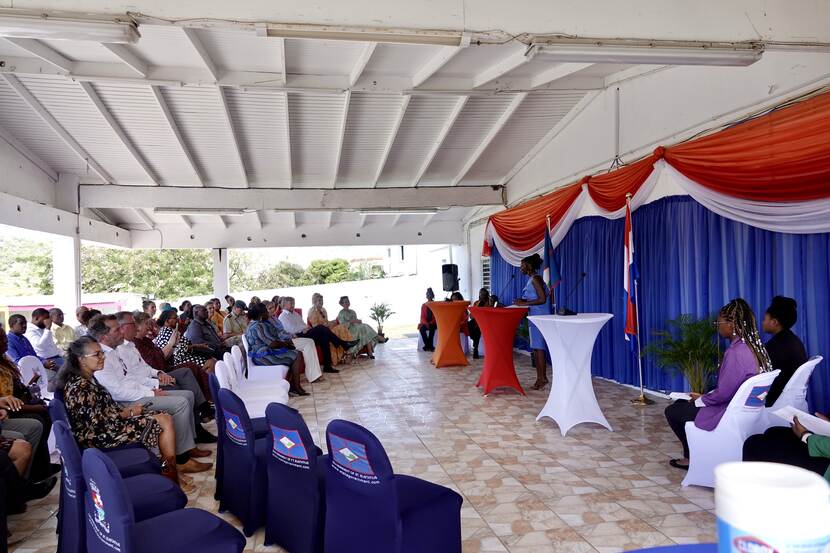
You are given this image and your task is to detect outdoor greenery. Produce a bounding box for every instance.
[0,238,387,299]
[369,302,396,335]
[643,314,722,393]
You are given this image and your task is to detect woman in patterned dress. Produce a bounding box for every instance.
[58,336,188,488]
[336,296,386,358]
[154,309,213,370]
[308,293,354,365]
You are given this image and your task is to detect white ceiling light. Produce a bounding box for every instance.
[536,42,762,66]
[262,25,464,47]
[154,207,254,216]
[0,11,139,43]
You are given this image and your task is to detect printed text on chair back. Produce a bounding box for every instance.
[82,449,135,553]
[54,421,85,553]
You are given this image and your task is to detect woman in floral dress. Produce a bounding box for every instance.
[336,296,386,358]
[308,293,354,365]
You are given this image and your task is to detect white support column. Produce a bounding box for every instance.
[212,248,230,299]
[52,234,81,318]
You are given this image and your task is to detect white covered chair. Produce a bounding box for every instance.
[759,355,823,433]
[683,369,780,488]
[221,353,286,399]
[214,360,288,418]
[240,334,290,381]
[17,355,53,400]
[417,330,470,354]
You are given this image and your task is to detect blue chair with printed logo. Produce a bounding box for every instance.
[324,419,463,553]
[82,448,245,553]
[263,403,326,553]
[217,388,270,536]
[54,421,186,553]
[209,374,269,501]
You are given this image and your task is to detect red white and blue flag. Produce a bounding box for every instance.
[623,197,639,344]
[542,216,561,314]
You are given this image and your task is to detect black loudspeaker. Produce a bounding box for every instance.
[442,264,459,292]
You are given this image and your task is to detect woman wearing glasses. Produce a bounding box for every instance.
[664,298,773,470]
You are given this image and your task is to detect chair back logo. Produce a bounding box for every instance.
[743,385,770,408]
[88,478,109,533]
[62,458,76,499]
[223,409,247,446]
[271,425,310,469]
[329,432,379,485]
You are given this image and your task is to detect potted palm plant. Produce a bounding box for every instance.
[369,302,395,340]
[644,314,721,393]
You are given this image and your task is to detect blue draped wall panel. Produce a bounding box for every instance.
[490,196,830,412]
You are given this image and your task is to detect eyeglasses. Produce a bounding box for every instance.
[83,351,106,359]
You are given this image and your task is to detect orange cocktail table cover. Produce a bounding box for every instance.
[470,306,528,395]
[427,301,470,368]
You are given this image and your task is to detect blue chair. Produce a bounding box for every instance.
[263,403,326,553]
[217,388,269,536]
[49,397,160,478]
[324,419,463,553]
[208,374,269,501]
[53,421,186,553]
[82,448,246,553]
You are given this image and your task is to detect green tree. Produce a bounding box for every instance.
[305,258,352,284]
[0,237,53,295]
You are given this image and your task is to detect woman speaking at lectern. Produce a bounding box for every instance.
[513,254,549,390]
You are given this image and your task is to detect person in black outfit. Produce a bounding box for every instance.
[418,288,437,352]
[762,296,808,407]
[468,288,490,359]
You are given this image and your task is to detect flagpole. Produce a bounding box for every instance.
[628,193,654,406]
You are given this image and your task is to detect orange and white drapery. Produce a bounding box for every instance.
[484,90,830,266]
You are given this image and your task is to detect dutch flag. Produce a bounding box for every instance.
[623,197,639,345]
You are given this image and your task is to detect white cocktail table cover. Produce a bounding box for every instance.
[528,313,614,436]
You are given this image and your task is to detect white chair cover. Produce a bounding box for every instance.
[241,334,290,381]
[683,369,780,488]
[214,361,288,417]
[759,355,823,433]
[17,355,53,400]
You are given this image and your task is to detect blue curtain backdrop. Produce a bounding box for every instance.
[490,195,830,413]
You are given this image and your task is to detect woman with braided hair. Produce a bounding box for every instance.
[664,298,773,470]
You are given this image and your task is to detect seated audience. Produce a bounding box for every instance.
[308,293,354,365]
[143,300,157,318]
[271,296,282,316]
[246,304,308,396]
[762,296,808,406]
[449,291,471,338]
[279,297,357,373]
[178,300,193,333]
[74,305,89,338]
[222,300,249,348]
[155,310,215,373]
[116,312,215,436]
[76,308,100,339]
[184,305,229,360]
[0,328,59,483]
[206,301,225,336]
[249,296,262,307]
[744,413,830,482]
[25,309,65,381]
[132,313,214,404]
[57,337,193,490]
[87,315,212,476]
[263,302,323,383]
[211,297,226,317]
[664,298,773,470]
[418,288,437,352]
[49,308,75,351]
[0,408,56,518]
[488,294,499,307]
[224,295,235,313]
[469,288,490,359]
[6,315,59,391]
[337,296,386,359]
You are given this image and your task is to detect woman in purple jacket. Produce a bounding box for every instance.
[664,298,773,470]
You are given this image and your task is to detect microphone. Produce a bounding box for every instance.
[493,274,515,307]
[558,272,587,316]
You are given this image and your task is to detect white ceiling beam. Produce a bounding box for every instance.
[322,212,333,229]
[282,91,293,188]
[331,90,351,188]
[134,208,155,230]
[217,87,249,187]
[530,62,593,88]
[412,45,464,88]
[80,184,505,210]
[391,214,403,227]
[288,211,297,229]
[0,74,113,183]
[180,215,192,228]
[79,81,159,185]
[411,95,467,186]
[4,38,73,72]
[149,86,204,185]
[101,44,148,78]
[217,215,229,228]
[473,45,537,88]
[276,37,287,86]
[252,210,265,229]
[0,122,58,181]
[452,92,527,185]
[182,27,220,81]
[499,90,600,185]
[359,213,368,228]
[349,43,377,87]
[371,95,411,187]
[423,212,437,226]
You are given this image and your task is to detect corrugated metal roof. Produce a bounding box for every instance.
[288,93,345,188]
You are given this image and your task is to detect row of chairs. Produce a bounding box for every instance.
[47,398,245,553]
[211,375,463,552]
[683,355,822,488]
[215,347,289,417]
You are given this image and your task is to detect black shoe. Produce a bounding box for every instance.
[473,352,480,359]
[24,476,58,502]
[195,424,218,444]
[290,388,310,397]
[33,462,62,481]
[198,402,215,422]
[323,366,340,373]
[344,339,360,349]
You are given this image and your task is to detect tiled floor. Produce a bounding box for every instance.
[10,337,716,552]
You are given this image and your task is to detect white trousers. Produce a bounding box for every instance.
[293,337,322,383]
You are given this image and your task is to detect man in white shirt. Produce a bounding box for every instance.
[278,296,357,373]
[114,311,215,442]
[74,305,89,338]
[87,314,212,474]
[25,308,64,367]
